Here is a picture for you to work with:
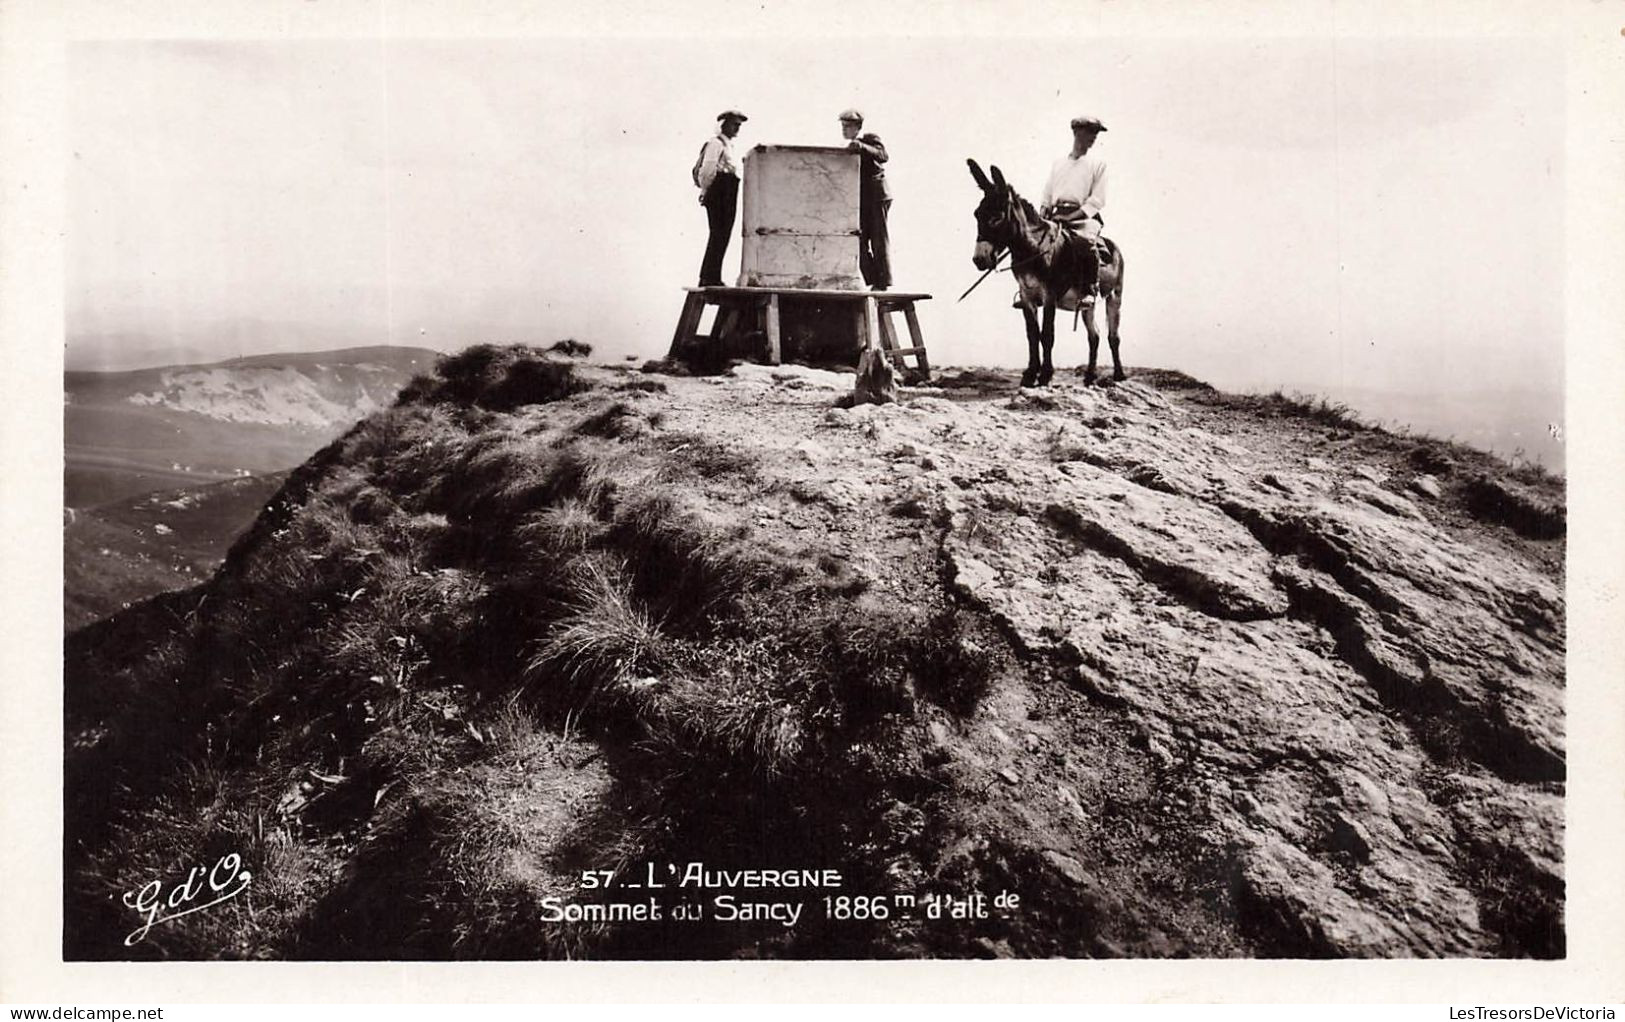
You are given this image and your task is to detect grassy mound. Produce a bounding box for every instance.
[64,345,997,960]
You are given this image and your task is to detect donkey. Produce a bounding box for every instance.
[968,159,1125,387]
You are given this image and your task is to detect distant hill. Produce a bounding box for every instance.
[64,472,288,632]
[65,346,437,507]
[65,319,418,372]
[64,332,223,373]
[65,346,1564,961]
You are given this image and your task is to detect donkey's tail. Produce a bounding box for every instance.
[1100,237,1125,295]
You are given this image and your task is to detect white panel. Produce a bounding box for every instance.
[741,235,861,290]
[740,145,862,289]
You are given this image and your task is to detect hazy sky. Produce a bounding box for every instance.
[69,34,1564,440]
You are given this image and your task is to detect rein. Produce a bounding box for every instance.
[956,246,1044,303]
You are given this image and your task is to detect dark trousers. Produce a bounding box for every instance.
[859,196,892,289]
[699,174,739,286]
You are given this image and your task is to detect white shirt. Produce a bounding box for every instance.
[1041,152,1107,218]
[695,132,741,192]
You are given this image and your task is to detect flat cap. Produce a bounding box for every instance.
[1070,115,1107,132]
[717,109,748,122]
[837,108,864,122]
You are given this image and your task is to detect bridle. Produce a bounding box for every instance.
[960,197,1045,302]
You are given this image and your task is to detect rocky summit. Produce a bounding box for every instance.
[64,346,1563,960]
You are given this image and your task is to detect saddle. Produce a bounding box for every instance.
[1010,224,1113,312]
[1046,205,1112,262]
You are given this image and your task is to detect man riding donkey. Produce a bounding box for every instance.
[972,114,1125,387]
[1033,116,1124,360]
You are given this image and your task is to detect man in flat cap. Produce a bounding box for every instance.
[839,109,892,290]
[1041,115,1109,259]
[693,109,747,287]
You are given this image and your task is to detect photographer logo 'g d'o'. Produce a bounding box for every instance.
[121,852,252,946]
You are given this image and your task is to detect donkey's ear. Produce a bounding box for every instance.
[990,165,1008,192]
[967,159,992,192]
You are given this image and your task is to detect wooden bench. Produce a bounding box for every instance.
[668,286,932,378]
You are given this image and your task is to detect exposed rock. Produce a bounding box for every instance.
[888,492,930,518]
[1411,474,1443,499]
[733,362,848,391]
[924,375,1563,957]
[1343,478,1424,521]
[1043,849,1093,887]
[793,438,829,464]
[1040,488,1288,621]
[1055,783,1089,822]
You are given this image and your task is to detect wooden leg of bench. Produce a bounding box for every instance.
[715,303,741,347]
[902,302,930,375]
[765,293,782,364]
[862,295,880,354]
[878,306,902,366]
[669,292,706,358]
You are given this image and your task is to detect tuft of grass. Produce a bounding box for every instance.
[483,356,588,412]
[1460,474,1565,540]
[1459,840,1565,959]
[513,499,607,559]
[1130,368,1214,392]
[528,553,671,699]
[574,401,650,440]
[907,607,1000,714]
[400,344,591,412]
[1178,384,1373,437]
[1506,456,1561,489]
[639,357,692,377]
[1407,443,1457,477]
[548,339,593,358]
[70,761,338,960]
[637,675,807,783]
[657,432,759,480]
[1262,391,1367,430]
[933,366,1017,392]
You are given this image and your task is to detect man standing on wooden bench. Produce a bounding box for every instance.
[838,108,892,291]
[693,109,747,287]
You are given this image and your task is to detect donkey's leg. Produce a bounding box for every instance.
[1020,305,1042,388]
[1106,284,1126,381]
[1081,298,1102,385]
[1038,301,1057,386]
